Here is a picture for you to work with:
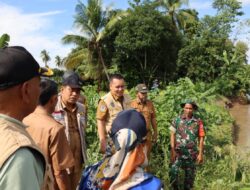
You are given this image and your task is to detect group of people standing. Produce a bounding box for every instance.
[0,46,205,190]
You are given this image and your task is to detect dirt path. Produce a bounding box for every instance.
[230,103,250,153]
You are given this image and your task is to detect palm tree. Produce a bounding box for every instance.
[62,0,128,82]
[55,55,65,68]
[156,0,198,33]
[0,33,10,48]
[40,49,51,68]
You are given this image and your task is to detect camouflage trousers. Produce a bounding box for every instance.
[169,151,197,190]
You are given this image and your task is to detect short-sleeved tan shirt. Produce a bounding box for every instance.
[96,95,124,121]
[96,99,108,120]
[131,99,156,130]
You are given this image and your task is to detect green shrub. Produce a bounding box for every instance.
[83,78,250,189]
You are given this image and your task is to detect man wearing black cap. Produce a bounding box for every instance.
[0,46,52,189]
[169,100,205,190]
[131,84,157,164]
[53,71,87,190]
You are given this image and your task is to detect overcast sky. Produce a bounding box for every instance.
[0,0,250,67]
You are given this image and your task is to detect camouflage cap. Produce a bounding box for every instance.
[136,83,148,93]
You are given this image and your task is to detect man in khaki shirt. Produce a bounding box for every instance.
[23,79,75,190]
[0,46,49,189]
[131,84,158,159]
[96,74,131,154]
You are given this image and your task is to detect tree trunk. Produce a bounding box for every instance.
[97,78,101,92]
[98,46,110,81]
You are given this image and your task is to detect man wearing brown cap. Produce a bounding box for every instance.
[131,84,158,160]
[96,74,131,155]
[0,46,52,189]
[53,71,87,190]
[23,79,75,190]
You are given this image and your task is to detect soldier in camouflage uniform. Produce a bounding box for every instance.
[169,100,205,190]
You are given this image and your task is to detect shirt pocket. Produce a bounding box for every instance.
[142,110,150,119]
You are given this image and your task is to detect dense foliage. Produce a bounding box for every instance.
[83,78,250,189]
[111,4,182,87]
[57,0,250,97]
[2,0,250,189]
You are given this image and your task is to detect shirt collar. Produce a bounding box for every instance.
[111,93,124,102]
[61,99,77,112]
[34,106,51,116]
[136,98,147,105]
[181,114,196,121]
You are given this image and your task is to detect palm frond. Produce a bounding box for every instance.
[75,0,104,38]
[87,0,103,32]
[77,62,102,80]
[97,10,129,42]
[64,48,89,69]
[62,34,88,47]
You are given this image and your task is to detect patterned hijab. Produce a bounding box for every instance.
[80,109,151,190]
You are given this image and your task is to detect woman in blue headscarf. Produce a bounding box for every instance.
[79,109,162,190]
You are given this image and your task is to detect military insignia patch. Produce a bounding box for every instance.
[100,104,107,112]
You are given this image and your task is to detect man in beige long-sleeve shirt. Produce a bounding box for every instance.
[24,79,75,190]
